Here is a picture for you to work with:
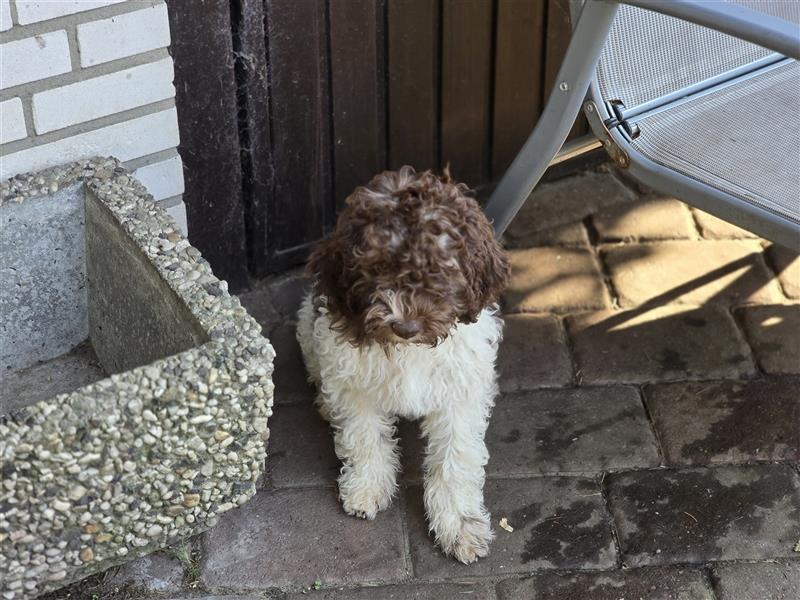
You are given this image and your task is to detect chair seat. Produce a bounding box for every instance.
[629,60,800,225]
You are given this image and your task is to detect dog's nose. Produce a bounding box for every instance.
[391,320,422,339]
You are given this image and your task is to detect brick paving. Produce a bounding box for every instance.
[405,478,616,577]
[692,208,760,240]
[503,167,636,234]
[645,378,800,466]
[496,567,712,600]
[286,582,495,600]
[485,388,659,475]
[602,240,782,307]
[566,305,756,384]
[50,175,800,599]
[268,321,317,405]
[496,314,572,391]
[265,402,340,487]
[766,242,800,299]
[593,197,699,241]
[505,246,611,312]
[104,549,185,594]
[201,488,409,589]
[503,220,590,249]
[736,304,800,374]
[607,464,800,566]
[712,561,800,600]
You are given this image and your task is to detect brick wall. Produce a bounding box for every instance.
[0,0,187,233]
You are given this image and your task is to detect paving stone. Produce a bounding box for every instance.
[399,387,659,482]
[736,304,800,374]
[239,269,310,326]
[566,305,755,384]
[593,197,698,241]
[693,208,759,239]
[237,284,280,330]
[496,566,712,600]
[266,401,339,487]
[486,387,660,475]
[504,220,590,249]
[165,597,267,600]
[406,477,616,578]
[269,321,318,405]
[397,418,425,483]
[602,240,782,307]
[103,548,185,593]
[504,247,611,313]
[498,314,573,392]
[645,377,800,466]
[712,560,800,600]
[767,243,800,299]
[201,488,409,589]
[268,268,312,319]
[287,582,494,599]
[508,169,637,233]
[606,464,800,566]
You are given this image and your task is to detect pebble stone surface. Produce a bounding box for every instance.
[0,158,275,599]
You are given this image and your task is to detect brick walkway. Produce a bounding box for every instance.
[55,171,799,599]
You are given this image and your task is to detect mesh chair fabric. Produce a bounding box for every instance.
[596,1,800,109]
[630,60,800,223]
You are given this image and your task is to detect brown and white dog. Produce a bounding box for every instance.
[297,166,509,563]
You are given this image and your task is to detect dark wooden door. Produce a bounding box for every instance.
[168,0,585,286]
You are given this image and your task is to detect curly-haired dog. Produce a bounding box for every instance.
[297,166,509,563]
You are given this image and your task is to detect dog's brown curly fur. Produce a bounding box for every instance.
[307,166,509,347]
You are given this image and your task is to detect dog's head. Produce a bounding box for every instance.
[307,166,509,347]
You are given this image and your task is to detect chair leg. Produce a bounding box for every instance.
[485,0,620,237]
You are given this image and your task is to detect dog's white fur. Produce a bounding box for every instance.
[297,294,503,563]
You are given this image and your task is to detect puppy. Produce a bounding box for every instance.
[296,166,509,563]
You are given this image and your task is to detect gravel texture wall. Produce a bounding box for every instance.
[0,158,275,599]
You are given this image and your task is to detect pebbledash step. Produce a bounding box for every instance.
[0,158,274,599]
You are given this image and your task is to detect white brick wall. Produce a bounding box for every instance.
[32,57,175,133]
[165,200,187,235]
[0,98,26,143]
[0,30,72,89]
[15,0,127,24]
[1,108,179,177]
[132,154,184,201]
[0,1,12,31]
[0,0,188,233]
[77,3,171,67]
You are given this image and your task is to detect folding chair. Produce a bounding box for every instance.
[485,0,800,251]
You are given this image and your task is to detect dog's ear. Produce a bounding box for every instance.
[306,215,368,323]
[458,206,510,323]
[307,232,348,314]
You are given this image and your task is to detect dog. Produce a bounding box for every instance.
[296,166,509,563]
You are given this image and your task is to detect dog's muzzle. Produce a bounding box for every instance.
[391,319,422,339]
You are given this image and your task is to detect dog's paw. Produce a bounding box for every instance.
[340,493,392,521]
[440,514,494,564]
[340,487,393,520]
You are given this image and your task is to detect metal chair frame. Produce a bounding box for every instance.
[485,0,800,251]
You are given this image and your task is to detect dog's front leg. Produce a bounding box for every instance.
[421,400,494,563]
[328,397,399,520]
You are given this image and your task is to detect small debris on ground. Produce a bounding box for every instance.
[499,517,514,533]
